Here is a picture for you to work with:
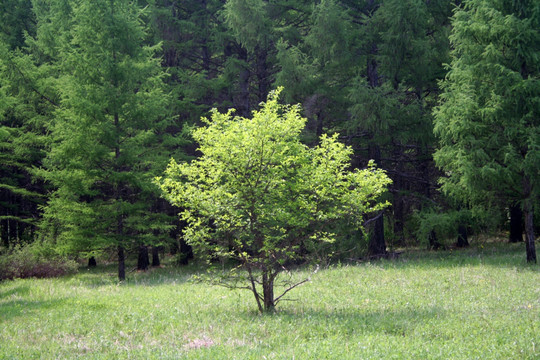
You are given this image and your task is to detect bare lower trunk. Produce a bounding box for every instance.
[1,218,9,248]
[429,230,442,250]
[524,208,536,263]
[137,245,149,271]
[393,144,405,246]
[368,143,387,257]
[523,177,536,263]
[509,205,523,243]
[368,214,387,257]
[456,224,469,248]
[246,264,263,313]
[262,270,275,312]
[393,188,405,246]
[88,256,97,267]
[118,245,125,281]
[152,246,160,267]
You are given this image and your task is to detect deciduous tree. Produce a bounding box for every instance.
[158,89,391,312]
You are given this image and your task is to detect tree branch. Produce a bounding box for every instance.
[274,278,310,305]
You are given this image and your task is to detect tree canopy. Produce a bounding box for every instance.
[158,89,391,312]
[434,0,540,262]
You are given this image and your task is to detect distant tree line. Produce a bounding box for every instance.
[0,0,538,281]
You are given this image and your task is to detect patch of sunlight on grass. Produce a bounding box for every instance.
[0,242,538,359]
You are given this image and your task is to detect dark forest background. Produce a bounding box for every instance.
[1,0,538,278]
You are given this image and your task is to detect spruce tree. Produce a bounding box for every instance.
[434,0,539,262]
[274,0,454,253]
[0,5,53,248]
[39,0,174,279]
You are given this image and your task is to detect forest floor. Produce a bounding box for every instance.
[0,240,539,359]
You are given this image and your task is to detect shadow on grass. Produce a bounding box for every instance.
[363,242,539,271]
[0,297,68,323]
[63,242,538,292]
[61,262,205,289]
[0,284,30,300]
[240,305,448,339]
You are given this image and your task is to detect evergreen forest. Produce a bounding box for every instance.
[1,0,539,286]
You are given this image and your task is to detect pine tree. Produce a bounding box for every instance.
[347,0,453,250]
[39,0,175,279]
[274,0,455,253]
[0,3,53,248]
[434,0,539,262]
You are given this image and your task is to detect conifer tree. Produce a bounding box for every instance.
[434,0,539,262]
[0,3,53,248]
[39,0,175,279]
[0,42,46,247]
[276,0,453,252]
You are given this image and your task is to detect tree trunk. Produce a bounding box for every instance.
[262,270,275,312]
[367,143,387,258]
[365,38,387,257]
[116,215,126,281]
[456,224,469,248]
[137,245,149,271]
[177,238,193,265]
[8,219,17,243]
[118,245,125,281]
[227,44,250,117]
[1,218,8,248]
[367,44,380,87]
[88,256,97,267]
[393,143,405,246]
[256,46,269,104]
[522,177,536,263]
[509,204,523,243]
[524,206,536,263]
[367,213,386,257]
[429,230,442,250]
[151,246,160,267]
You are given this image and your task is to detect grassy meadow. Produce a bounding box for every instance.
[1,241,539,359]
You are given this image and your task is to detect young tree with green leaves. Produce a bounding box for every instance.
[38,0,176,279]
[158,89,391,312]
[434,0,539,262]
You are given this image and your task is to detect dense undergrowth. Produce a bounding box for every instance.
[0,243,78,281]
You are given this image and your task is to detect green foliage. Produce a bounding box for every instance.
[276,0,355,135]
[413,207,501,247]
[0,0,35,49]
[434,0,540,201]
[158,89,391,312]
[434,0,540,261]
[223,0,271,52]
[35,0,179,276]
[0,35,53,248]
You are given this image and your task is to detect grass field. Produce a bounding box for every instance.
[1,241,539,359]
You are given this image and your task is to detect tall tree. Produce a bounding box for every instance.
[0,0,53,249]
[434,0,539,262]
[39,0,174,279]
[0,42,45,248]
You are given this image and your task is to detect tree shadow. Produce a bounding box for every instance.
[67,262,203,289]
[358,242,539,271]
[0,297,68,323]
[0,284,30,300]
[239,305,448,339]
